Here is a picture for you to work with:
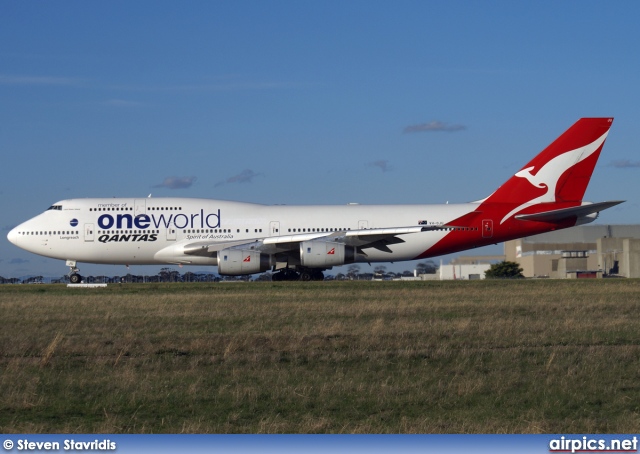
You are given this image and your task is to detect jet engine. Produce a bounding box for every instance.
[299,240,355,267]
[217,249,272,275]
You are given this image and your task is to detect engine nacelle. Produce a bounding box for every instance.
[217,249,272,275]
[299,240,355,267]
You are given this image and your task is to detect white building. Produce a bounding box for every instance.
[438,262,492,280]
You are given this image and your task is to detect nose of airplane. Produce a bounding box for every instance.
[7,227,19,246]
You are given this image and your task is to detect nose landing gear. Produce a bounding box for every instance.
[66,260,83,284]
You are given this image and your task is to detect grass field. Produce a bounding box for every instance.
[1,279,640,433]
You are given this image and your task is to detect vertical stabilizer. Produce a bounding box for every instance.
[484,118,613,223]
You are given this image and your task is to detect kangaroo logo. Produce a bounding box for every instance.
[500,130,609,224]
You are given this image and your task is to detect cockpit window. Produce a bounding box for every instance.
[47,205,62,211]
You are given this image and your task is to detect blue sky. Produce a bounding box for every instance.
[2,1,639,278]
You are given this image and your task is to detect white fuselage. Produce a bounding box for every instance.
[7,197,480,267]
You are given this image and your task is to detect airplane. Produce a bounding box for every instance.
[7,118,623,283]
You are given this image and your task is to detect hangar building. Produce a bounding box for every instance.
[504,225,640,278]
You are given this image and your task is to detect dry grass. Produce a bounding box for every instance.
[1,279,640,433]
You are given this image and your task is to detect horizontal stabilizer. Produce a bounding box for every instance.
[514,201,624,223]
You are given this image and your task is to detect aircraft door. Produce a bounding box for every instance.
[84,224,95,242]
[358,220,368,230]
[135,199,146,217]
[270,221,280,236]
[167,228,176,241]
[482,219,493,238]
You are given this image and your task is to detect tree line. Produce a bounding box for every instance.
[1,261,439,284]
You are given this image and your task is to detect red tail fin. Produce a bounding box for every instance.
[483,118,613,223]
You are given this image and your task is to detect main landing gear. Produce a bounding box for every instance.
[271,267,324,281]
[299,269,324,281]
[66,260,83,284]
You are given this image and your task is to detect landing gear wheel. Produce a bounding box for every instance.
[284,269,300,281]
[67,262,82,284]
[296,268,324,281]
[272,269,301,281]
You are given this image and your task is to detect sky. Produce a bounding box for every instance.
[2,0,640,279]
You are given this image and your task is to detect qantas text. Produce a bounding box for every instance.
[97,209,221,230]
[98,233,158,243]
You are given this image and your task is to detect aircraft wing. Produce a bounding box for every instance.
[183,225,444,258]
[264,226,434,245]
[264,226,442,254]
